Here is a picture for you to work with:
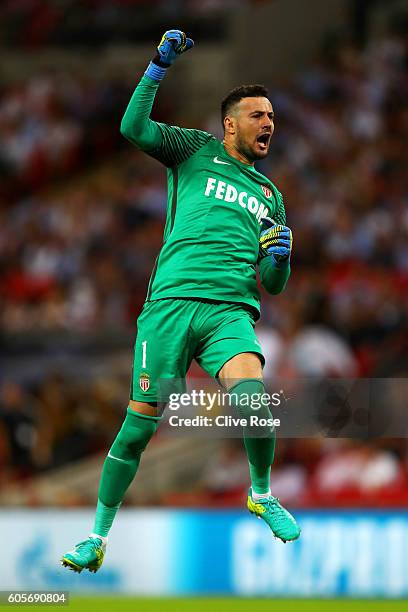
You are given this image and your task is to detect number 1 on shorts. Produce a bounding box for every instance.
[142,340,147,368]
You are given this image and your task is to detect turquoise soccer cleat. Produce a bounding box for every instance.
[61,536,106,573]
[247,487,301,543]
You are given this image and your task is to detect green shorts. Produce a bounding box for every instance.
[130,298,264,402]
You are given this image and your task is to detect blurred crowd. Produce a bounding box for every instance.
[0,30,407,505]
[0,374,125,482]
[0,0,227,48]
[0,71,132,201]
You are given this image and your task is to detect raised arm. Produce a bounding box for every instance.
[120,30,213,166]
[120,76,163,153]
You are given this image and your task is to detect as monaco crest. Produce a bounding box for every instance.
[262,185,272,198]
[139,373,150,392]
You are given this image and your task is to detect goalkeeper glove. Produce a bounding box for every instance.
[145,30,194,82]
[259,217,292,268]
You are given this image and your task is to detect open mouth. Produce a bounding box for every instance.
[256,133,271,151]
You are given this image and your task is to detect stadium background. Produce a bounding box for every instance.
[0,0,407,608]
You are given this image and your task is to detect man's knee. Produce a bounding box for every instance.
[228,378,274,439]
[113,407,159,458]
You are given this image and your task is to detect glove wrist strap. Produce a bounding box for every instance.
[144,61,167,82]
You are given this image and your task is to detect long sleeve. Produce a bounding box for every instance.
[120,75,163,151]
[259,257,291,294]
[120,75,214,166]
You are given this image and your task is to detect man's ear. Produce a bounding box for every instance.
[224,115,236,135]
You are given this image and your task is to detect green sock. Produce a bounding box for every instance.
[229,379,276,496]
[93,407,159,537]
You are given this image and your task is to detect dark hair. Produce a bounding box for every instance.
[221,84,269,126]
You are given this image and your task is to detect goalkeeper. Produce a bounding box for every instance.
[62,30,300,574]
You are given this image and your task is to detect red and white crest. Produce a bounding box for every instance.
[262,185,273,198]
[139,373,150,392]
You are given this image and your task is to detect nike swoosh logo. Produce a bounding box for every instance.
[213,156,231,165]
[108,451,127,463]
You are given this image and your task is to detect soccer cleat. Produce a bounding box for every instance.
[247,488,301,543]
[61,536,106,573]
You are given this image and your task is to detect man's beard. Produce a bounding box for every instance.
[236,132,267,162]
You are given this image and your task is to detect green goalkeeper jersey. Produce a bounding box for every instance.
[120,75,289,318]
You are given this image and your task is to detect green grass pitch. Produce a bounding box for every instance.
[27,597,408,611]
